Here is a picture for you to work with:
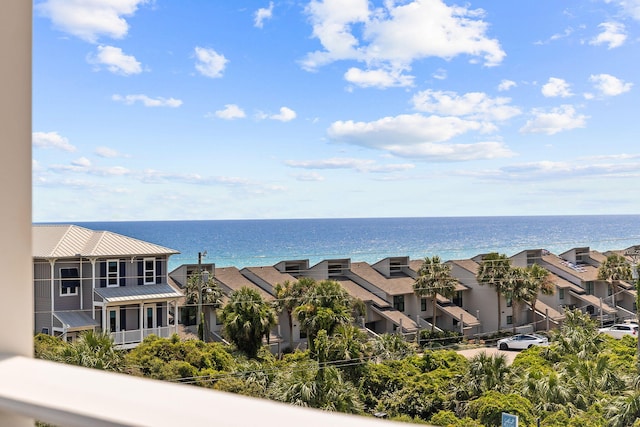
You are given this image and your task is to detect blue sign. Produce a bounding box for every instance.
[502,412,518,427]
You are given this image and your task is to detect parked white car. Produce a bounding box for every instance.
[496,333,549,351]
[598,323,639,339]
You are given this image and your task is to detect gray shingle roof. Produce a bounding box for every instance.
[33,224,179,258]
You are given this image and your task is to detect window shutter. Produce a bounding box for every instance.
[137,260,143,285]
[120,261,126,286]
[156,260,162,284]
[156,305,163,327]
[99,262,106,288]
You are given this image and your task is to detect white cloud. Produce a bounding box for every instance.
[71,157,91,167]
[36,0,149,43]
[95,146,127,158]
[327,114,513,160]
[432,68,447,80]
[214,104,246,120]
[33,131,76,152]
[520,105,588,135]
[344,67,414,88]
[286,157,415,173]
[498,79,516,91]
[301,0,505,88]
[293,172,325,181]
[590,22,627,49]
[254,2,274,28]
[541,77,573,98]
[411,90,521,121]
[270,107,297,122]
[194,47,228,78]
[589,73,633,96]
[112,94,183,107]
[87,45,142,75]
[604,0,640,21]
[495,159,640,181]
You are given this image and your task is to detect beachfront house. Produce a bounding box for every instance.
[33,224,183,348]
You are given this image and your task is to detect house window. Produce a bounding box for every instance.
[559,289,565,300]
[109,309,117,332]
[145,306,156,329]
[60,267,79,296]
[586,281,595,295]
[506,295,512,307]
[144,258,156,284]
[420,298,427,312]
[506,315,513,325]
[107,260,119,287]
[452,291,463,307]
[393,295,405,312]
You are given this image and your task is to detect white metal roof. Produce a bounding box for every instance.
[33,224,179,259]
[94,283,183,303]
[53,311,98,331]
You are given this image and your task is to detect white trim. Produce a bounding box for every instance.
[144,304,157,329]
[59,267,79,297]
[106,259,119,288]
[108,308,119,333]
[143,257,156,284]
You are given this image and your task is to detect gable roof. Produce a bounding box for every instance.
[33,224,179,259]
[350,261,415,296]
[215,266,274,301]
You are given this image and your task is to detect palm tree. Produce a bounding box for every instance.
[323,324,372,382]
[607,391,640,427]
[273,277,314,351]
[463,352,510,398]
[218,286,277,358]
[506,266,529,333]
[372,333,417,361]
[597,253,632,312]
[476,252,512,332]
[294,279,353,352]
[61,330,123,371]
[414,255,457,332]
[184,271,224,339]
[525,264,554,330]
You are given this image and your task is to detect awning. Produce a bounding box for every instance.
[371,306,418,331]
[437,304,480,327]
[569,290,617,314]
[53,311,98,332]
[530,300,564,322]
[94,283,182,303]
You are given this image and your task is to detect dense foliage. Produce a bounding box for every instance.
[35,307,640,426]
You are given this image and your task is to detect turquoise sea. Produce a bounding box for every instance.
[63,215,640,271]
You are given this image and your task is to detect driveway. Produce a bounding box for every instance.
[457,346,519,365]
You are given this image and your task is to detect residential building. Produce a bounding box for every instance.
[33,224,183,348]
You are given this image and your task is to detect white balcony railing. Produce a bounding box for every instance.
[111,326,174,346]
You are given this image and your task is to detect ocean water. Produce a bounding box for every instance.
[66,215,640,272]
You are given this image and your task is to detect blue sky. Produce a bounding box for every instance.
[33,0,640,222]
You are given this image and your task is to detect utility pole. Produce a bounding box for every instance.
[197,251,207,341]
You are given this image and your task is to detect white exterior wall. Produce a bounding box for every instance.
[449,263,511,334]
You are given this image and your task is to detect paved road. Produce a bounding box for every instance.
[456,346,519,365]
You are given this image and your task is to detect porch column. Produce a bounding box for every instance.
[91,258,97,320]
[173,300,179,336]
[49,260,55,334]
[139,302,144,342]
